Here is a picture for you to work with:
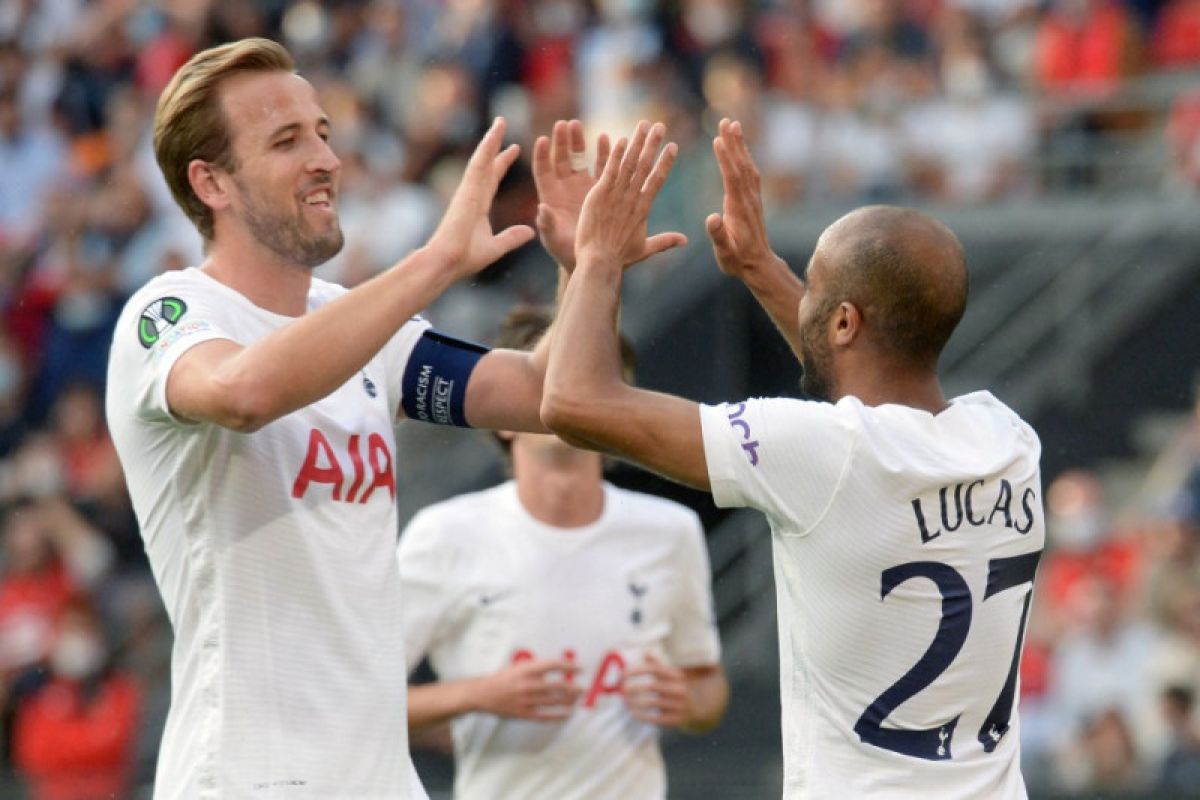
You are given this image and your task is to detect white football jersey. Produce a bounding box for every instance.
[397,481,721,800]
[699,392,1044,799]
[106,267,430,799]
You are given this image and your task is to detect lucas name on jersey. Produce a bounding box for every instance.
[910,476,1038,545]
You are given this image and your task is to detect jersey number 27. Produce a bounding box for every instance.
[853,550,1041,761]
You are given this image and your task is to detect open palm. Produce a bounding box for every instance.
[534,119,685,270]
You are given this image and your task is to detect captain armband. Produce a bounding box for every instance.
[400,329,488,427]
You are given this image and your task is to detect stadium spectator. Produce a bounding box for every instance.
[1152,0,1200,67]
[11,597,141,800]
[1052,707,1149,793]
[1034,0,1140,97]
[1166,89,1200,190]
[1157,684,1200,794]
[0,83,68,250]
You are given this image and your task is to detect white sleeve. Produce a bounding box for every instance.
[378,316,433,422]
[663,511,722,667]
[699,397,856,535]
[396,508,462,674]
[116,289,232,424]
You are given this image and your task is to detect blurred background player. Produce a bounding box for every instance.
[399,306,728,800]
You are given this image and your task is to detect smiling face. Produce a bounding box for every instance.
[217,70,344,269]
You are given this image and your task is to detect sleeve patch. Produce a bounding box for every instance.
[138,297,188,348]
[401,329,487,427]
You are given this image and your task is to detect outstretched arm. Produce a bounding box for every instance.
[706,118,806,362]
[168,118,535,432]
[541,121,710,490]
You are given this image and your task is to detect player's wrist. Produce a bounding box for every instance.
[575,244,622,274]
[463,674,498,715]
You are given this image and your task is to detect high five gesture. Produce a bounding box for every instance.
[534,119,687,271]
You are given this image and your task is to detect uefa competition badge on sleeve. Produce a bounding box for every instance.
[138,297,188,349]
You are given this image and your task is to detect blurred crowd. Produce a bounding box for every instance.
[1018,389,1200,796]
[0,0,1197,797]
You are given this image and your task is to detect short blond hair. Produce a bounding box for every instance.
[153,38,295,241]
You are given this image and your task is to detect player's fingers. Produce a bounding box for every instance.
[600,137,628,186]
[523,658,580,678]
[552,119,572,177]
[489,225,536,260]
[531,683,581,706]
[523,706,574,722]
[619,121,650,186]
[730,120,762,190]
[467,117,506,176]
[594,133,611,177]
[488,143,522,197]
[536,203,553,233]
[712,137,740,196]
[640,140,676,205]
[633,122,666,187]
[706,213,740,262]
[568,119,587,171]
[532,135,552,190]
[641,232,688,259]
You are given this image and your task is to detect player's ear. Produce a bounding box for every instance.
[188,159,233,213]
[831,302,861,348]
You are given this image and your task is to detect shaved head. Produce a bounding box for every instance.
[813,205,968,366]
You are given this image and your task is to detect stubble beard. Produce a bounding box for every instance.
[798,303,836,402]
[237,178,345,270]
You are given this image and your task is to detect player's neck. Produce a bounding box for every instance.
[513,461,605,529]
[201,231,313,317]
[837,360,948,414]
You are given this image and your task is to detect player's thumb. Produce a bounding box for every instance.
[643,231,688,259]
[492,224,537,260]
[706,213,732,254]
[536,203,554,236]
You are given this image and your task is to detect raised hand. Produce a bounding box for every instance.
[706,118,787,279]
[476,658,582,722]
[428,117,536,279]
[575,120,686,271]
[532,119,611,271]
[623,653,692,728]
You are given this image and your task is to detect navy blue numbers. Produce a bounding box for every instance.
[854,551,1041,761]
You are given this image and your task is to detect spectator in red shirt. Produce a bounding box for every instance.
[1153,0,1200,68]
[1034,0,1140,97]
[12,598,141,800]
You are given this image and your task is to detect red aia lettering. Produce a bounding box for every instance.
[292,429,343,500]
[358,433,396,503]
[292,429,396,503]
[583,652,625,708]
[510,648,619,701]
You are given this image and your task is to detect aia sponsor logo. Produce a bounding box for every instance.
[511,648,626,708]
[291,429,395,503]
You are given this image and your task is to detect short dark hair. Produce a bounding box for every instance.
[828,206,969,366]
[491,306,635,458]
